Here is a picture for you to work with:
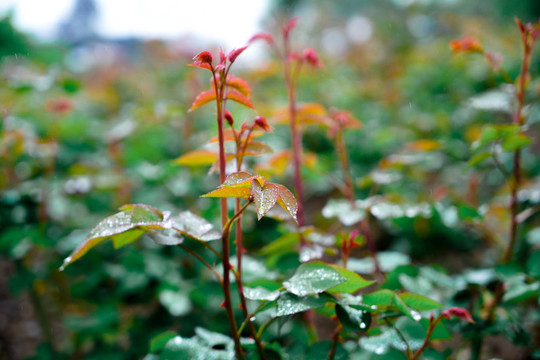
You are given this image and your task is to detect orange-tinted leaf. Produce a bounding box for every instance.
[202,186,251,199]
[189,90,217,112]
[227,75,251,96]
[275,183,298,223]
[227,89,254,109]
[272,103,330,127]
[172,149,218,166]
[449,37,482,53]
[252,181,280,220]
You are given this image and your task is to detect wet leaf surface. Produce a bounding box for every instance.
[283,262,346,296]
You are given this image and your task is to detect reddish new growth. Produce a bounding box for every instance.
[46,97,73,115]
[449,37,483,53]
[303,48,323,68]
[254,116,273,132]
[193,51,213,69]
[441,307,474,323]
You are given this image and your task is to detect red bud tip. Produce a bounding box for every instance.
[441,307,474,323]
[303,48,323,68]
[46,97,73,115]
[219,48,226,65]
[193,51,213,65]
[449,37,483,53]
[283,17,298,39]
[248,33,274,44]
[219,301,226,308]
[254,116,273,132]
[225,111,234,126]
[228,46,248,63]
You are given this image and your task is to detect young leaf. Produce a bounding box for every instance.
[252,180,280,220]
[188,90,217,112]
[226,75,251,96]
[172,149,218,167]
[221,171,264,188]
[283,262,346,297]
[226,89,254,109]
[201,187,252,199]
[244,141,273,155]
[275,184,299,223]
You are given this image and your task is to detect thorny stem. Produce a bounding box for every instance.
[222,200,253,360]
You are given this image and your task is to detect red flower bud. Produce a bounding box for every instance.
[224,111,234,126]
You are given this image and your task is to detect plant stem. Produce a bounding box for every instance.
[222,200,253,360]
[502,22,533,263]
[410,316,442,360]
[328,321,342,360]
[211,67,229,229]
[177,243,223,286]
[283,37,305,229]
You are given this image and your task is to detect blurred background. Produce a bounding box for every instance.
[1,0,539,359]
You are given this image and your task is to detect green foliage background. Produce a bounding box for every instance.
[1,1,539,359]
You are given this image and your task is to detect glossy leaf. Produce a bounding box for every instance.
[188,90,217,112]
[201,187,251,199]
[252,181,280,220]
[60,204,165,270]
[275,184,299,223]
[283,262,346,296]
[173,211,221,241]
[335,304,371,333]
[326,264,375,293]
[243,287,280,301]
[276,292,326,317]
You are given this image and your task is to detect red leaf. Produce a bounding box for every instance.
[226,89,254,109]
[189,90,217,112]
[227,75,251,97]
[248,32,274,44]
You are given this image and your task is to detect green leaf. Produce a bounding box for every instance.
[335,304,371,333]
[283,262,346,296]
[243,287,280,301]
[149,331,177,353]
[326,264,375,293]
[173,211,221,242]
[112,229,145,249]
[276,292,326,316]
[502,133,532,152]
[398,293,443,312]
[60,204,165,270]
[362,289,395,310]
[472,125,498,150]
[467,151,491,167]
[159,289,192,316]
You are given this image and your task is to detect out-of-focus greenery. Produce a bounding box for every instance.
[1,0,539,359]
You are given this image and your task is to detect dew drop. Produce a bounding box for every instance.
[360,322,366,329]
[411,310,422,321]
[59,256,72,271]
